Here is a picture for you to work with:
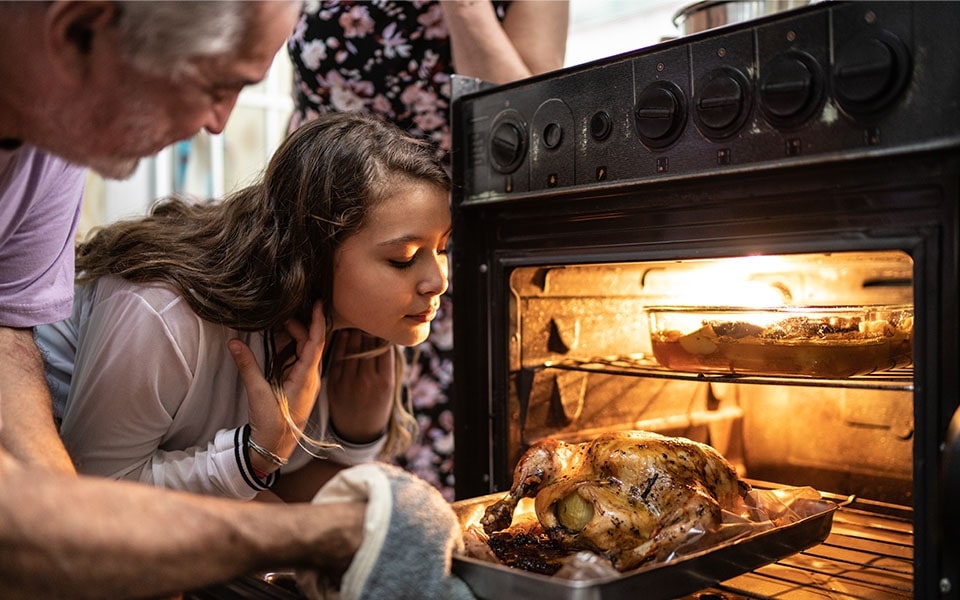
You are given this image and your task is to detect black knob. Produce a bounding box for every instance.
[694,68,751,138]
[634,81,687,149]
[542,122,563,149]
[590,111,613,141]
[759,51,824,129]
[834,30,911,115]
[489,118,526,173]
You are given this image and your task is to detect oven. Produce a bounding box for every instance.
[449,1,959,598]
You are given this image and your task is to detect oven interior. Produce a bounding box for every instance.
[474,250,919,599]
[509,250,914,506]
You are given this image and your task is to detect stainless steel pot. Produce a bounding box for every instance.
[673,1,815,35]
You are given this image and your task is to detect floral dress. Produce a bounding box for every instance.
[288,1,510,501]
[288,0,510,164]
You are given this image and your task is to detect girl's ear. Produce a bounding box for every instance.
[45,1,119,85]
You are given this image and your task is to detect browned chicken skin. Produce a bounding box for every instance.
[481,430,750,571]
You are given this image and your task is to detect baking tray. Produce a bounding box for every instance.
[451,492,836,600]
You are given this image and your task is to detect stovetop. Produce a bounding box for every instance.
[453,1,960,204]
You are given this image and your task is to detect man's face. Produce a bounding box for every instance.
[55,1,300,179]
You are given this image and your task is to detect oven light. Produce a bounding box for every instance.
[666,274,792,308]
[703,280,789,308]
[641,255,800,307]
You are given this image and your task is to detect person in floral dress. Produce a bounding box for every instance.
[288,0,568,500]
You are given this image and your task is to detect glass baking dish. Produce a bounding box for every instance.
[647,305,913,378]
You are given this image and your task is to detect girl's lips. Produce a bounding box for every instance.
[406,309,437,323]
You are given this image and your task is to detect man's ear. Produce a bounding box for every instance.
[45,1,119,84]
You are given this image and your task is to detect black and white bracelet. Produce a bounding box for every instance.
[236,425,277,491]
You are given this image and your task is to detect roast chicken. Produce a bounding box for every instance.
[481,430,751,572]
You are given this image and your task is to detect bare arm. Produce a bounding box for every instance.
[440,0,569,83]
[0,305,366,598]
[0,447,364,600]
[0,327,74,473]
[272,457,350,503]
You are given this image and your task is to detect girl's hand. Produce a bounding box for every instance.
[326,329,395,444]
[230,301,327,472]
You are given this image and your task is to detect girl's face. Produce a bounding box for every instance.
[330,178,451,346]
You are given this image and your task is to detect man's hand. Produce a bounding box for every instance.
[299,463,474,600]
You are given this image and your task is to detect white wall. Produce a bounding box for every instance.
[565,0,688,67]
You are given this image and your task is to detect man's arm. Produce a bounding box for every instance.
[0,304,366,599]
[0,327,75,473]
[0,446,364,599]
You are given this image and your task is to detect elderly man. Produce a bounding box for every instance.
[0,3,459,598]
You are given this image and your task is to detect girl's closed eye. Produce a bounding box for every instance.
[389,246,448,269]
[389,257,416,269]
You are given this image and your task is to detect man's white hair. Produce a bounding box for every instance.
[113,1,257,75]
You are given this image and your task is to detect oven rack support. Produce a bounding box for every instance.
[539,357,914,392]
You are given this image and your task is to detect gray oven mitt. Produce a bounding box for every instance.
[298,462,476,600]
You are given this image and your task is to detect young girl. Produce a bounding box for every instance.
[35,112,451,501]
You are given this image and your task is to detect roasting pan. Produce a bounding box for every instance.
[451,487,837,600]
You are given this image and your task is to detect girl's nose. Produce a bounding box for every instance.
[418,253,449,296]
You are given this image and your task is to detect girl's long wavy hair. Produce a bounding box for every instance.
[75,112,450,457]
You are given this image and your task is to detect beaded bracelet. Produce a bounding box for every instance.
[247,437,289,468]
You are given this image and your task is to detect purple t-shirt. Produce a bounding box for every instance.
[0,144,85,328]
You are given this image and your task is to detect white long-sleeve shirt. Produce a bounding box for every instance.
[36,275,384,499]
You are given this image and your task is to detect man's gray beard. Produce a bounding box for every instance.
[86,155,142,180]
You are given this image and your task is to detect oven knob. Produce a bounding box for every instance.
[833,30,911,116]
[634,81,687,149]
[694,67,752,139]
[759,51,824,129]
[542,122,563,149]
[489,117,526,174]
[590,111,613,141]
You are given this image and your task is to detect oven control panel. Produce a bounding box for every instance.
[453,1,960,203]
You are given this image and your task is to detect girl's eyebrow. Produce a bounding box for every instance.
[377,227,452,247]
[377,234,422,247]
